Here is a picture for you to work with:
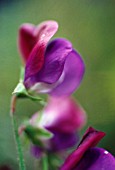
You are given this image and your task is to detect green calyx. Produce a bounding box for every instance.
[12,66,45,105]
[24,124,53,147]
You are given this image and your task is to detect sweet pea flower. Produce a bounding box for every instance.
[18,20,85,96]
[37,97,86,133]
[24,97,86,157]
[61,127,115,170]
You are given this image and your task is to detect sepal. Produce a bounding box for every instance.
[24,124,53,147]
[12,67,45,104]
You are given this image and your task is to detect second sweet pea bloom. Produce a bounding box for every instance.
[37,97,86,133]
[21,97,86,156]
[18,20,85,96]
[30,97,86,153]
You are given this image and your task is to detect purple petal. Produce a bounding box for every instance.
[49,131,79,152]
[34,38,72,83]
[61,127,105,170]
[49,49,85,96]
[73,147,115,170]
[31,145,43,158]
[24,38,72,88]
[39,97,86,133]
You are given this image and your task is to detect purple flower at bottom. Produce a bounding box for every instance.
[18,20,85,96]
[73,147,115,170]
[61,127,115,170]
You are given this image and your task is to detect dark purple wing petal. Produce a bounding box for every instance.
[32,38,72,83]
[73,147,115,170]
[49,49,85,96]
[60,127,105,170]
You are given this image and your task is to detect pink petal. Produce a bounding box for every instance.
[38,97,86,133]
[18,20,58,63]
[18,23,36,63]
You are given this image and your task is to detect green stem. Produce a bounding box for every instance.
[42,154,48,170]
[10,95,26,170]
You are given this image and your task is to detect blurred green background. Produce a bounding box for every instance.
[0,0,115,169]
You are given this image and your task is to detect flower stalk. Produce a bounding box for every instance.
[42,154,48,170]
[10,95,26,170]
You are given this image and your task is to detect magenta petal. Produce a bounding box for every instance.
[61,127,105,170]
[24,21,58,83]
[24,42,45,84]
[49,49,85,96]
[19,20,58,63]
[73,147,115,170]
[39,97,86,133]
[18,23,36,63]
